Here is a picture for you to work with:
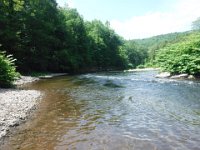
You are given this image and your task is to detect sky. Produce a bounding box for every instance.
[56,0,200,39]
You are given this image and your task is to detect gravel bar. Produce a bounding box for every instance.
[0,76,41,140]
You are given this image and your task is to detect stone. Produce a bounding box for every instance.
[170,74,188,79]
[188,75,195,79]
[155,72,171,78]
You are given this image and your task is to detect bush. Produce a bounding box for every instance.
[0,51,20,88]
[155,33,200,75]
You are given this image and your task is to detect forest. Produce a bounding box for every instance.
[0,0,200,87]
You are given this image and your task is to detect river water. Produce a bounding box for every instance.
[2,71,200,150]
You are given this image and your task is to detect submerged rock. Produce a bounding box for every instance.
[155,72,171,78]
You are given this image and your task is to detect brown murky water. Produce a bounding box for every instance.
[1,71,200,150]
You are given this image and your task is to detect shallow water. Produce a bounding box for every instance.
[1,71,200,150]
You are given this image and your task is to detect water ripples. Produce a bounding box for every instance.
[2,71,200,150]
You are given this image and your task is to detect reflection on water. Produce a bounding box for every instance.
[1,71,200,150]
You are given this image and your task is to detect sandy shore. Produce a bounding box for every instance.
[0,76,41,140]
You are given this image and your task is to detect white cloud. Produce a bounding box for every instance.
[110,0,200,39]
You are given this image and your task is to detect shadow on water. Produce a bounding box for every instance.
[1,71,200,150]
[103,80,124,88]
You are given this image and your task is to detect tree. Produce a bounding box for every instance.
[124,41,148,68]
[0,0,132,74]
[85,20,126,69]
[57,7,90,72]
[0,0,23,56]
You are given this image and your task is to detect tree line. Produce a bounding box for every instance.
[0,0,147,75]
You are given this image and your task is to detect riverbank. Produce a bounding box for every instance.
[0,76,41,141]
[0,73,70,142]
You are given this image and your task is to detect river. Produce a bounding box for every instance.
[1,71,200,150]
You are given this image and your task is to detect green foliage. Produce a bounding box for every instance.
[123,41,148,68]
[85,20,126,69]
[134,32,191,64]
[155,32,200,75]
[0,0,130,73]
[131,29,200,76]
[137,64,145,69]
[0,0,61,72]
[0,51,20,88]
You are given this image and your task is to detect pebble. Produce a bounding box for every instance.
[0,76,42,140]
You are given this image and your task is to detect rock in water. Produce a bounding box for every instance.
[170,74,188,79]
[188,75,195,79]
[155,72,171,78]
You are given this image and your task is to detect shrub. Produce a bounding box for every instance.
[0,51,20,88]
[155,33,200,75]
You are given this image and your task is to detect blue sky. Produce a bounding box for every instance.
[56,0,200,39]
